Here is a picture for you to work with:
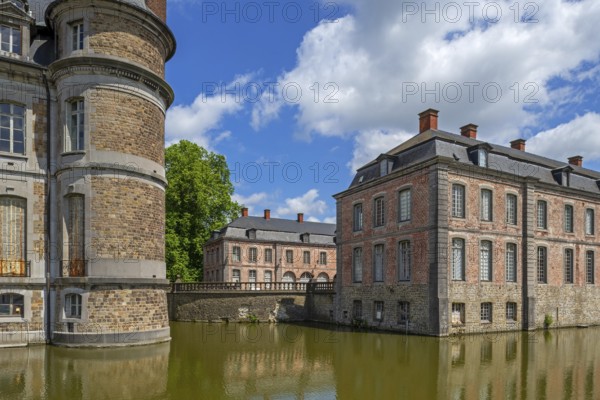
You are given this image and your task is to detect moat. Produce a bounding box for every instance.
[1,322,598,399]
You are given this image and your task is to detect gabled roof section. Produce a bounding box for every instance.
[0,0,33,22]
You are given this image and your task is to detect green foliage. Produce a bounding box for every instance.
[544,314,554,328]
[247,314,259,323]
[165,140,240,281]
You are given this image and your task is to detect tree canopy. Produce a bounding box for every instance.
[165,140,240,281]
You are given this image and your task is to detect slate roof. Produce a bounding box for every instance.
[30,0,151,27]
[226,216,336,236]
[348,129,600,195]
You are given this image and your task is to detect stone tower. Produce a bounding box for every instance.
[45,0,175,346]
[0,0,174,347]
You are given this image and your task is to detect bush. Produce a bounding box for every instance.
[544,314,553,328]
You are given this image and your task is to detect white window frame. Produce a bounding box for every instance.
[264,248,273,263]
[479,240,492,281]
[452,184,465,218]
[506,243,517,282]
[374,301,384,321]
[352,247,363,283]
[71,21,84,51]
[506,194,517,225]
[285,249,293,264]
[303,250,310,264]
[232,269,240,283]
[0,103,25,154]
[373,197,385,227]
[452,238,465,281]
[319,251,327,265]
[232,246,241,262]
[65,99,84,152]
[65,293,82,318]
[480,189,493,222]
[564,205,574,233]
[248,247,257,263]
[398,189,411,222]
[506,302,517,322]
[585,209,595,235]
[537,200,547,229]
[0,24,21,54]
[480,302,492,323]
[398,241,411,281]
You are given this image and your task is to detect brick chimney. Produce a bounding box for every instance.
[297,213,304,223]
[510,139,526,151]
[568,156,583,167]
[418,109,439,133]
[241,207,248,217]
[264,209,270,220]
[460,124,478,139]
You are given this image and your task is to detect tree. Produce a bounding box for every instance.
[165,140,240,281]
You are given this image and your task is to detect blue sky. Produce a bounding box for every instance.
[165,0,600,223]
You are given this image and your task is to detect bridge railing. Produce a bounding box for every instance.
[172,281,335,293]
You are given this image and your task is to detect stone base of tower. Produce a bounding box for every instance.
[52,283,171,347]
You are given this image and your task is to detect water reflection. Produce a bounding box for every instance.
[0,324,599,399]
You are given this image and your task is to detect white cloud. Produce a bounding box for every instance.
[250,0,600,169]
[527,112,600,163]
[349,129,413,173]
[231,192,269,216]
[276,189,328,218]
[323,216,336,224]
[165,74,252,149]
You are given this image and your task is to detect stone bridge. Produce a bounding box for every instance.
[167,282,335,323]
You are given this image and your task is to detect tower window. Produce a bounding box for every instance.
[65,293,82,318]
[65,99,84,152]
[71,22,84,51]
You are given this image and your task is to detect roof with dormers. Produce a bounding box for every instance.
[345,128,600,195]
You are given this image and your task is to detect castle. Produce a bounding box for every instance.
[334,109,600,335]
[0,0,175,346]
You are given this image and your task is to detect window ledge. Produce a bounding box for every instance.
[0,317,27,323]
[480,321,492,324]
[61,151,86,157]
[0,152,28,161]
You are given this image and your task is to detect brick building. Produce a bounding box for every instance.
[334,109,600,335]
[204,208,336,284]
[0,0,175,346]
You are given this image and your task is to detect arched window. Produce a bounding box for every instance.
[316,273,329,283]
[300,272,313,283]
[0,293,24,317]
[282,272,296,283]
[0,197,26,277]
[65,293,82,318]
[0,103,25,154]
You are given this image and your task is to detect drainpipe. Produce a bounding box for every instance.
[42,71,52,344]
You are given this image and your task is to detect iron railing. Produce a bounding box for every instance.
[0,260,31,277]
[61,259,87,277]
[172,281,335,293]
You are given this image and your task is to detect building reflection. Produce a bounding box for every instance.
[0,342,170,399]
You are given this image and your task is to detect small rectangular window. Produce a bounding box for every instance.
[248,247,257,262]
[264,271,272,287]
[65,99,84,152]
[480,302,492,323]
[452,185,465,218]
[481,189,493,221]
[479,241,492,281]
[373,244,384,282]
[506,302,517,322]
[0,25,21,54]
[303,251,311,264]
[374,197,385,227]
[319,251,327,265]
[565,205,574,233]
[452,303,465,325]
[398,241,411,281]
[586,251,595,284]
[0,103,26,155]
[232,246,241,262]
[537,200,547,229]
[264,248,273,263]
[65,293,82,318]
[398,189,411,222]
[537,247,547,283]
[506,243,517,282]
[506,194,517,225]
[398,301,410,324]
[374,301,384,321]
[353,247,363,283]
[232,269,240,283]
[352,300,362,319]
[71,22,84,51]
[585,209,595,235]
[353,203,363,231]
[286,249,293,264]
[564,249,574,284]
[452,238,465,281]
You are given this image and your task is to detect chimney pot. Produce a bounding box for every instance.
[510,139,526,151]
[460,124,478,139]
[264,209,270,220]
[418,108,439,133]
[241,207,248,217]
[297,213,304,223]
[568,156,583,167]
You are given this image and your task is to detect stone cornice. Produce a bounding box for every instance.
[48,55,174,107]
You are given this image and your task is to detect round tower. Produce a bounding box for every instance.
[45,0,175,346]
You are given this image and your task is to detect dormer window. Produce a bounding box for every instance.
[377,155,394,177]
[246,229,256,240]
[551,166,572,187]
[467,143,492,167]
[301,233,310,243]
[0,25,22,55]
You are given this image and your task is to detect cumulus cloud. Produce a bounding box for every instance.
[527,112,600,163]
[349,129,413,173]
[250,0,600,168]
[231,192,269,216]
[275,189,328,217]
[165,74,252,149]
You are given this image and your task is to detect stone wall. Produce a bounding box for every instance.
[91,177,164,261]
[169,291,335,324]
[89,88,165,165]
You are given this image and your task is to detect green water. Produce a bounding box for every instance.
[1,323,598,399]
